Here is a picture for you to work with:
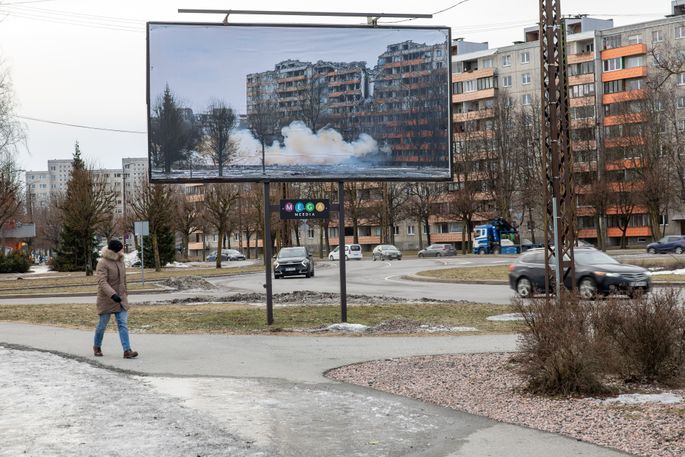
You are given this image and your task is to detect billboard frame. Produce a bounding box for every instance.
[146,21,453,184]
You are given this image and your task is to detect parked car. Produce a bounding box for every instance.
[372,244,402,261]
[328,244,363,261]
[508,247,651,300]
[417,244,457,258]
[207,249,246,262]
[646,235,685,254]
[274,246,314,279]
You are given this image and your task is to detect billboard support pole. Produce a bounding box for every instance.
[263,181,274,325]
[338,181,347,323]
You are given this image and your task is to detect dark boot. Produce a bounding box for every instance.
[123,349,138,359]
[93,346,103,357]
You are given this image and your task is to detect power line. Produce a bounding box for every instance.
[16,115,146,134]
[0,4,144,32]
[380,0,474,24]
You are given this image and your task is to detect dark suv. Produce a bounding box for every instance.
[274,247,314,279]
[508,247,650,299]
[646,235,685,254]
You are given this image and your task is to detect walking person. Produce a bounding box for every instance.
[93,239,138,359]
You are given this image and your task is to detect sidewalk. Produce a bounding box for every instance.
[0,323,630,456]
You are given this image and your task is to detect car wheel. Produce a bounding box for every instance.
[305,272,311,278]
[418,253,424,258]
[381,255,386,261]
[436,252,442,257]
[516,277,533,298]
[329,255,334,261]
[478,248,485,255]
[311,269,315,277]
[578,277,598,300]
[648,247,656,254]
[676,247,684,254]
[493,247,500,255]
[274,274,281,279]
[345,255,349,260]
[373,255,377,261]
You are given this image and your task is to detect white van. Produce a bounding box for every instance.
[328,244,363,261]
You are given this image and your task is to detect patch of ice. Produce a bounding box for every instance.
[647,268,685,276]
[601,393,682,405]
[165,261,190,268]
[326,323,369,332]
[487,313,526,322]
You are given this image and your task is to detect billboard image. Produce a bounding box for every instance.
[147,22,452,182]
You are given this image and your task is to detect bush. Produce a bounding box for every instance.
[596,289,685,383]
[516,290,685,396]
[0,251,32,273]
[514,294,609,396]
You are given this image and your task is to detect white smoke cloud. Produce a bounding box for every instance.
[232,121,379,166]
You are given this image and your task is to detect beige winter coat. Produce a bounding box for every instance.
[95,248,129,315]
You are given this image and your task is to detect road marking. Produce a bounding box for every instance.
[384,274,408,283]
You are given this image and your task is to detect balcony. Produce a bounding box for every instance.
[452,108,494,122]
[607,226,651,238]
[603,113,646,126]
[452,67,495,83]
[602,89,647,105]
[570,96,595,108]
[452,88,496,103]
[577,228,598,239]
[568,73,595,86]
[600,43,647,61]
[602,66,648,83]
[567,52,594,64]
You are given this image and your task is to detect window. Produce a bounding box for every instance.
[477,76,494,90]
[603,57,622,72]
[464,79,477,92]
[676,25,685,39]
[481,57,493,68]
[393,226,400,236]
[625,78,643,91]
[521,94,532,106]
[502,75,512,87]
[407,225,415,236]
[652,30,664,43]
[307,228,315,239]
[678,97,685,109]
[624,56,644,68]
[679,73,685,86]
[627,34,642,44]
[520,51,530,64]
[603,35,621,49]
[679,119,685,131]
[604,80,624,93]
[570,83,595,98]
[501,54,511,67]
[521,72,531,85]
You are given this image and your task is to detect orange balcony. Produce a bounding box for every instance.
[429,233,466,243]
[577,228,598,239]
[452,67,495,83]
[570,117,596,129]
[602,66,648,83]
[570,96,595,108]
[603,112,646,126]
[571,139,597,151]
[454,129,495,141]
[568,52,594,64]
[604,136,645,148]
[602,89,647,105]
[576,207,596,217]
[568,73,595,86]
[453,88,496,103]
[607,226,651,238]
[601,43,647,60]
[605,158,643,170]
[452,108,494,122]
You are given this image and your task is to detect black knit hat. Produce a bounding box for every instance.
[108,239,123,253]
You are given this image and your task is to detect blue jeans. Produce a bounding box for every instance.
[94,310,131,351]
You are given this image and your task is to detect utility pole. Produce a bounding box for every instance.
[539,0,576,299]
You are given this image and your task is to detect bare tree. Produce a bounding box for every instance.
[406,183,445,248]
[247,85,280,174]
[0,153,22,231]
[203,184,239,268]
[129,179,174,271]
[172,186,200,260]
[201,100,237,176]
[0,63,25,158]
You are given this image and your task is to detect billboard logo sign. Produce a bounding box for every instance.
[280,199,330,220]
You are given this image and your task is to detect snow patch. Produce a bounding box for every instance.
[326,323,369,332]
[601,393,682,405]
[487,313,526,322]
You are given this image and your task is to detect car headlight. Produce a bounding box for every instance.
[595,271,620,277]
[301,259,309,267]
[274,262,280,268]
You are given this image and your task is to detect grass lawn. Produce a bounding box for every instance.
[0,265,263,296]
[416,265,510,281]
[0,302,522,335]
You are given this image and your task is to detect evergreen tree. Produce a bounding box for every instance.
[52,142,116,274]
[137,224,175,267]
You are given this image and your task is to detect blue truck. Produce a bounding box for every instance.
[472,218,540,255]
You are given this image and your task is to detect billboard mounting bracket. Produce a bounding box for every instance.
[178,9,432,21]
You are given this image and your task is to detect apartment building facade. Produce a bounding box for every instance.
[449,4,685,247]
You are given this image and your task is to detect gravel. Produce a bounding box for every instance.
[327,353,685,457]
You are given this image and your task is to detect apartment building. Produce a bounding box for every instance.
[450,3,685,247]
[26,157,148,218]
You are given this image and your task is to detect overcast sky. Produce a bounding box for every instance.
[0,0,669,172]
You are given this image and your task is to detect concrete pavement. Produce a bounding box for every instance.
[0,322,630,456]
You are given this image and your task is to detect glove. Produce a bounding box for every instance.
[111,294,122,303]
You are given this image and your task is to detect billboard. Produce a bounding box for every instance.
[147,22,452,183]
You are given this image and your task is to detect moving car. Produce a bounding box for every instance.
[508,247,651,299]
[328,244,363,261]
[417,244,457,258]
[646,235,685,254]
[207,249,246,262]
[274,246,314,279]
[372,244,402,261]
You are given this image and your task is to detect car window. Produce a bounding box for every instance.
[350,245,361,251]
[659,236,669,243]
[278,247,307,258]
[574,250,619,265]
[522,252,544,264]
